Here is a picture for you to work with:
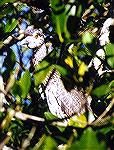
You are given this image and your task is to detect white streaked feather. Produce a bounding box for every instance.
[44,71,87,118]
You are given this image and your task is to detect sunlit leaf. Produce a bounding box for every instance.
[43,136,57,150]
[78,62,87,76]
[44,112,58,120]
[34,61,50,72]
[5,18,18,33]
[65,56,73,68]
[68,114,87,128]
[82,31,94,44]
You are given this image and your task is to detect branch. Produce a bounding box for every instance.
[15,111,45,122]
[21,126,36,150]
[91,97,114,125]
[0,131,12,150]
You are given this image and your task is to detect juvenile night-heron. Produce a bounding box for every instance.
[21,26,90,119]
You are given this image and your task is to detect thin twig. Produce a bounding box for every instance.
[91,97,114,125]
[0,89,12,101]
[100,69,114,76]
[21,126,36,150]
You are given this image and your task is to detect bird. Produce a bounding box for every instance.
[43,69,87,118]
[22,26,91,119]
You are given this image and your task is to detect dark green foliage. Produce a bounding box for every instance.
[0,0,114,150]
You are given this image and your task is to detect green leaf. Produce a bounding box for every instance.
[43,136,57,150]
[11,81,21,97]
[0,0,16,6]
[109,80,114,88]
[0,5,14,19]
[77,4,82,18]
[5,18,18,33]
[44,112,58,120]
[34,61,53,86]
[54,64,68,76]
[3,50,16,70]
[34,61,50,72]
[69,127,106,150]
[68,114,87,128]
[82,31,94,44]
[105,43,114,68]
[98,126,113,135]
[44,112,66,132]
[50,0,70,42]
[19,70,31,99]
[97,0,104,3]
[92,84,110,97]
[33,135,57,150]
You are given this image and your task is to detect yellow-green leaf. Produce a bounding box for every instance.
[78,62,88,76]
[82,31,94,44]
[68,114,87,128]
[65,56,73,68]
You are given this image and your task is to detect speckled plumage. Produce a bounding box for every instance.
[44,70,86,118]
[31,29,88,118]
